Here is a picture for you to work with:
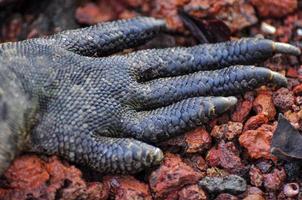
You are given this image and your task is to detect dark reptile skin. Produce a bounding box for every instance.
[0,17,300,174]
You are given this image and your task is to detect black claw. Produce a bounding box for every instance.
[209,96,238,115]
[269,70,288,87]
[273,42,301,56]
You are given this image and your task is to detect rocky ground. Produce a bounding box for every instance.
[0,0,302,199]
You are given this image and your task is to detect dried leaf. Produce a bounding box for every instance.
[271,114,302,160]
[178,9,231,44]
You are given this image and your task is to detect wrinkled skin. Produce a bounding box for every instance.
[0,17,300,174]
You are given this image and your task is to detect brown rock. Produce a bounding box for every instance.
[160,128,211,154]
[185,128,212,153]
[295,96,302,105]
[166,192,179,200]
[253,91,276,120]
[149,153,202,199]
[273,88,295,111]
[118,10,138,19]
[243,114,269,131]
[215,193,238,200]
[284,110,301,129]
[206,167,229,177]
[86,182,110,200]
[184,0,257,33]
[178,184,208,200]
[1,15,23,42]
[275,14,299,43]
[104,176,151,200]
[206,140,245,174]
[0,155,109,200]
[184,155,208,174]
[75,2,112,25]
[210,121,243,140]
[209,113,230,128]
[293,83,302,96]
[151,0,189,32]
[239,124,276,159]
[249,166,263,187]
[263,168,286,191]
[75,0,127,25]
[251,0,297,17]
[231,99,253,122]
[122,0,145,8]
[287,68,298,78]
[243,194,265,200]
[246,186,264,196]
[149,0,257,33]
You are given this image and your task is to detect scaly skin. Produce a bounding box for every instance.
[0,17,300,174]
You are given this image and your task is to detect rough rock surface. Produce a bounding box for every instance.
[231,95,253,122]
[160,127,212,154]
[206,140,245,174]
[210,122,243,140]
[104,176,152,200]
[239,124,276,159]
[0,155,109,200]
[251,0,297,17]
[273,87,295,111]
[253,90,276,120]
[149,153,203,199]
[199,175,247,194]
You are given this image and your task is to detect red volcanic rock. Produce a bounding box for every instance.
[284,110,302,129]
[249,166,263,187]
[149,153,202,199]
[75,2,115,25]
[231,99,253,122]
[253,91,276,120]
[243,194,265,200]
[206,140,245,174]
[211,121,243,140]
[178,184,208,200]
[184,0,257,33]
[160,128,211,154]
[239,124,276,159]
[104,176,152,200]
[184,155,208,175]
[150,0,190,32]
[263,168,286,191]
[243,114,269,131]
[251,0,297,18]
[185,128,212,153]
[287,67,299,78]
[215,193,238,200]
[293,83,302,96]
[273,88,295,111]
[0,155,109,200]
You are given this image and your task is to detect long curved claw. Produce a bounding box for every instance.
[273,42,301,56]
